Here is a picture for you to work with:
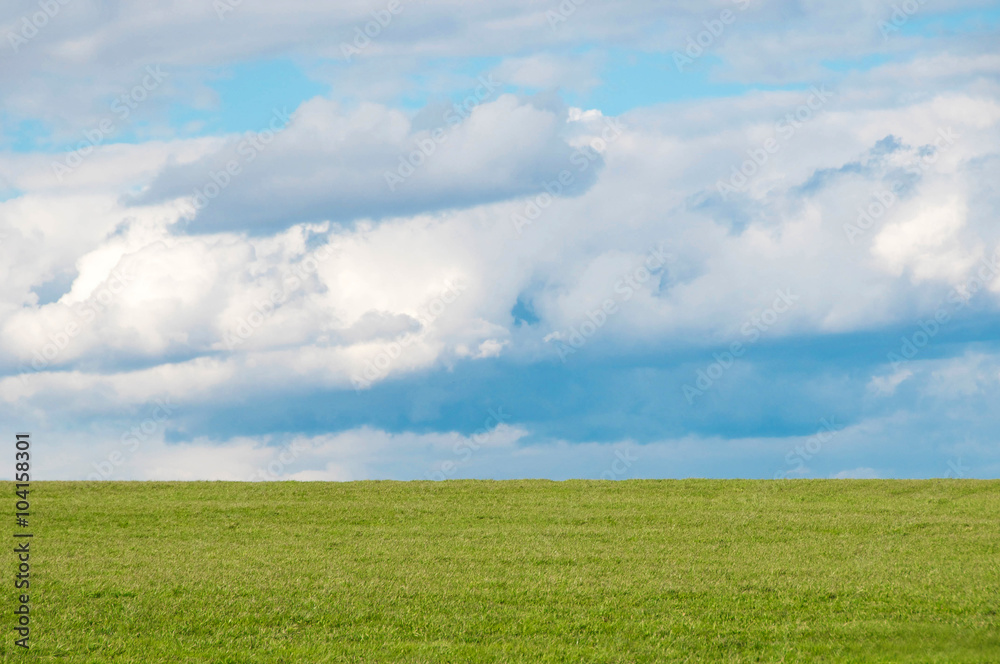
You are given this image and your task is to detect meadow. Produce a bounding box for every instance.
[2,480,998,662]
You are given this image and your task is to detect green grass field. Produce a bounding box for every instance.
[3,480,998,663]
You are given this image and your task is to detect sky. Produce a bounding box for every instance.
[1,0,999,482]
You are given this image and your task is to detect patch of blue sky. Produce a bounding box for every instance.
[168,58,328,137]
[892,5,1000,38]
[3,59,329,152]
[0,188,24,202]
[2,117,53,153]
[2,102,174,153]
[511,294,541,327]
[562,50,804,115]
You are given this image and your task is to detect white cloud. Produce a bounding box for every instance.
[127,94,600,233]
[868,369,914,395]
[831,467,880,479]
[491,53,602,92]
[2,68,1000,397]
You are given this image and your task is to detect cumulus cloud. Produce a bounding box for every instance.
[3,63,1000,392]
[831,467,880,479]
[128,94,601,233]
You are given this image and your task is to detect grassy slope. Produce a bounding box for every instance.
[2,480,998,663]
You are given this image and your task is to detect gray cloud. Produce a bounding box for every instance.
[129,94,602,233]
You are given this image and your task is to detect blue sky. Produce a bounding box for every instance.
[1,0,999,481]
